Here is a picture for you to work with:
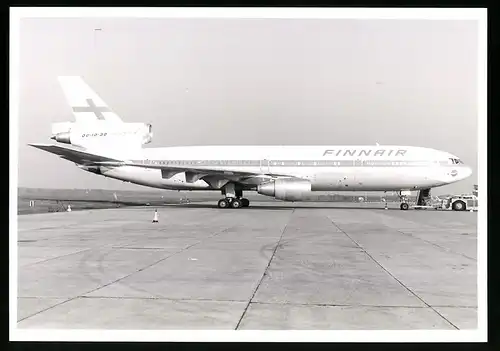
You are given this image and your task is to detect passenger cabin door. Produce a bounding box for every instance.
[260,159,270,174]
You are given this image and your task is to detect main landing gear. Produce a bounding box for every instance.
[217,197,250,209]
[217,183,250,209]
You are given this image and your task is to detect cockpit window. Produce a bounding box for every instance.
[448,158,463,165]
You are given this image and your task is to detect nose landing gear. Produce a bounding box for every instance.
[398,188,432,210]
[398,191,410,210]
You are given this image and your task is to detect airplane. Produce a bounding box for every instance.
[29,76,473,210]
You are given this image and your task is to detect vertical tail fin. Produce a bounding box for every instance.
[57,76,123,124]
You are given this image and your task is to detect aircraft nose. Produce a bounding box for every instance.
[462,166,473,179]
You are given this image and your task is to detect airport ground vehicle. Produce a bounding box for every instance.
[442,194,478,211]
[411,193,478,211]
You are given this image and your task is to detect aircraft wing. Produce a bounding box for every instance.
[93,160,294,186]
[28,143,120,164]
[29,143,300,186]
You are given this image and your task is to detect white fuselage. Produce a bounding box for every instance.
[42,77,472,196]
[99,145,472,192]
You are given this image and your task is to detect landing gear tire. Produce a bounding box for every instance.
[452,200,466,211]
[241,198,250,207]
[218,199,229,209]
[400,203,409,211]
[231,198,243,209]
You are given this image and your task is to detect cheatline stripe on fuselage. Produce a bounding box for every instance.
[130,159,458,167]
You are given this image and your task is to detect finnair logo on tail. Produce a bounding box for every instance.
[72,98,111,120]
[323,149,407,157]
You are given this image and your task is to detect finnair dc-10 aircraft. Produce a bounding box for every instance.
[30,76,472,210]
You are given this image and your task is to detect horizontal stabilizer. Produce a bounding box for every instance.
[28,143,120,165]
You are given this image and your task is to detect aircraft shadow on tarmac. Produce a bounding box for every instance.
[21,197,397,212]
[160,203,396,211]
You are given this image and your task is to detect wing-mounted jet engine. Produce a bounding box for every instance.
[257,178,312,201]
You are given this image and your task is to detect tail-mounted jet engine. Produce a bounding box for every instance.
[50,122,153,147]
[257,178,312,201]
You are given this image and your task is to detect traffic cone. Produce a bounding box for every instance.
[67,204,72,212]
[152,209,158,223]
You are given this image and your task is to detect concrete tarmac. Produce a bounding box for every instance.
[17,202,478,329]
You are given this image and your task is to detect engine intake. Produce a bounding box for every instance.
[51,132,71,144]
[257,179,311,201]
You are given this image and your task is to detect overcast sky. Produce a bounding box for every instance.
[17,17,479,195]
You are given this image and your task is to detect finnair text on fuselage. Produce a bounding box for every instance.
[323,149,408,157]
